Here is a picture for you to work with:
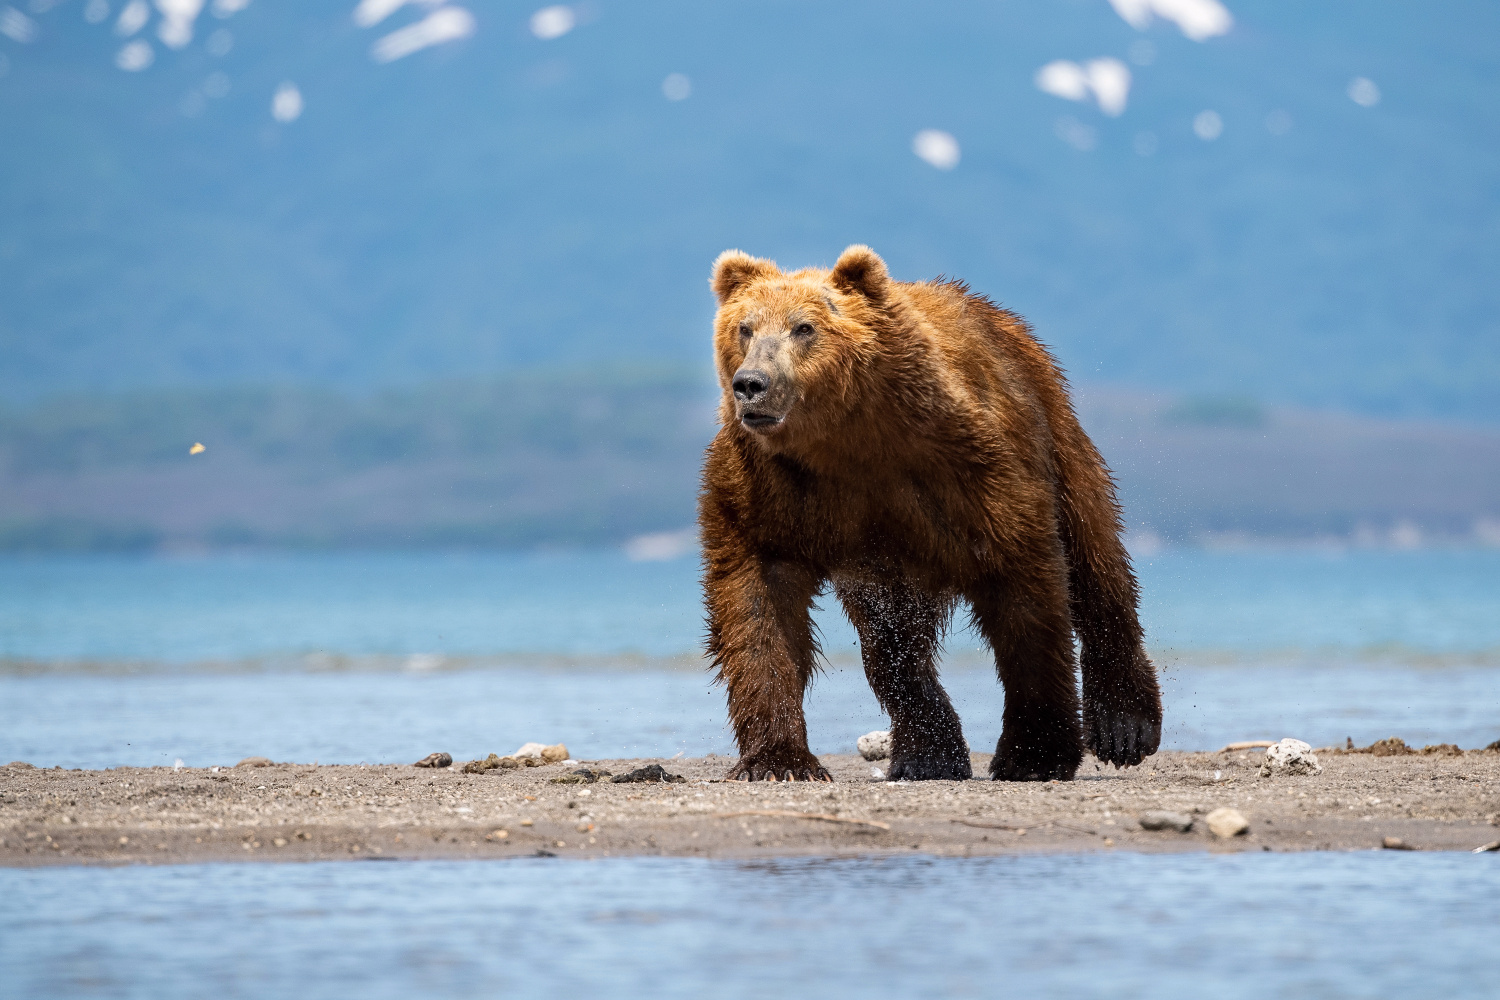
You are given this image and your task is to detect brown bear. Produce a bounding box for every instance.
[700,245,1162,782]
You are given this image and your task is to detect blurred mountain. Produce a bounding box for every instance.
[1,0,1498,420]
[2,370,1496,552]
[0,366,717,549]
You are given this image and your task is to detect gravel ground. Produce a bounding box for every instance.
[3,750,1497,866]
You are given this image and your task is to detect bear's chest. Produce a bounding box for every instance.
[771,466,985,571]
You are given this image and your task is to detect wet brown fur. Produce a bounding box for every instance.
[701,246,1162,782]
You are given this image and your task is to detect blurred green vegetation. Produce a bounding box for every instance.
[0,364,717,475]
[1161,395,1268,429]
[0,365,720,551]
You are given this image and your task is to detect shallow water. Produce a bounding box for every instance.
[2,550,1498,768]
[3,660,1498,770]
[3,549,1498,664]
[3,853,1498,1000]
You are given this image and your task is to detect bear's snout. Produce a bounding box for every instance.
[732,368,771,405]
[731,366,788,431]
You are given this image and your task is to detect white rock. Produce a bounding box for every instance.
[857,731,891,761]
[1206,807,1250,838]
[509,742,568,762]
[1259,738,1322,777]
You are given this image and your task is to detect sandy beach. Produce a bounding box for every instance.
[4,748,1497,866]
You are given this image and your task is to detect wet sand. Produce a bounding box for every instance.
[3,750,1497,866]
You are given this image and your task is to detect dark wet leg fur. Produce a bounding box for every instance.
[1064,536,1163,768]
[967,544,1085,782]
[838,578,972,781]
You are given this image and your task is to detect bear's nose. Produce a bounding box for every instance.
[732,368,770,404]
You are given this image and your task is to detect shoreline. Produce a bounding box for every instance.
[3,751,1496,867]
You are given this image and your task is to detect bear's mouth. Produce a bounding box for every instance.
[740,412,784,431]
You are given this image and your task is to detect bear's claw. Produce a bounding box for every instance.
[989,754,1079,782]
[726,753,832,782]
[1084,709,1161,768]
[886,755,972,781]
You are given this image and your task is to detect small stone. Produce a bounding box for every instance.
[1206,807,1249,838]
[236,756,273,768]
[485,829,509,841]
[1258,739,1322,777]
[857,731,891,761]
[610,764,686,784]
[273,837,288,847]
[519,819,534,827]
[550,768,612,785]
[1138,811,1194,833]
[460,753,504,774]
[413,752,452,768]
[1382,836,1415,850]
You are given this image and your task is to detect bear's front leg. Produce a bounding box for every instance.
[706,557,831,782]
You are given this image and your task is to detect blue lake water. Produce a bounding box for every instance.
[2,549,1498,998]
[1,549,1497,767]
[3,853,1499,1000]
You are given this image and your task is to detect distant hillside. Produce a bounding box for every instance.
[1,1,1498,420]
[1,371,1496,552]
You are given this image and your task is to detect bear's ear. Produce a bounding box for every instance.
[711,250,778,303]
[829,245,889,303]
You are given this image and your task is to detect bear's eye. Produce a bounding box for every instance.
[791,323,814,338]
[738,323,752,339]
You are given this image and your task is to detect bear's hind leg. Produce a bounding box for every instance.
[967,549,1084,782]
[837,578,971,781]
[1068,546,1162,768]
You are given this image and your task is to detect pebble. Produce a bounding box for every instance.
[550,768,613,785]
[412,752,452,769]
[610,764,686,784]
[1382,836,1415,850]
[1259,739,1321,777]
[1138,810,1194,833]
[1206,807,1250,838]
[857,731,891,761]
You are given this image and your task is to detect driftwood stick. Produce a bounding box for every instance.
[951,818,1027,832]
[712,810,891,831]
[950,818,1099,836]
[1219,741,1276,752]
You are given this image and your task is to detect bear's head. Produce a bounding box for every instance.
[710,244,891,454]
